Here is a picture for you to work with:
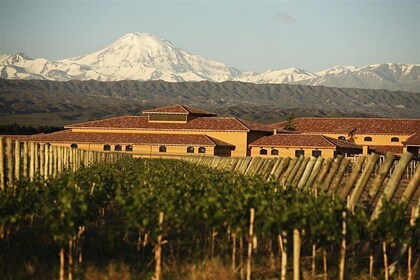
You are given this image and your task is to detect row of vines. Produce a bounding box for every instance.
[1,156,418,279]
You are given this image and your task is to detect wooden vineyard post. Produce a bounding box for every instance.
[59,247,65,280]
[53,146,58,178]
[383,241,389,280]
[408,203,419,280]
[0,137,4,191]
[313,158,333,190]
[291,157,310,188]
[246,208,254,280]
[44,144,49,179]
[368,152,396,202]
[69,238,73,280]
[328,158,349,194]
[240,236,244,280]
[322,155,343,191]
[400,164,420,208]
[23,141,28,178]
[339,156,365,201]
[297,156,316,189]
[339,211,346,280]
[29,142,35,181]
[286,155,304,186]
[322,247,328,280]
[39,144,45,178]
[293,229,300,280]
[348,153,379,210]
[34,143,39,178]
[281,157,298,187]
[48,145,53,178]
[304,156,324,189]
[14,140,21,182]
[232,232,237,272]
[58,146,63,174]
[154,212,164,280]
[278,231,288,280]
[273,157,290,183]
[6,138,13,188]
[312,244,316,278]
[371,152,413,220]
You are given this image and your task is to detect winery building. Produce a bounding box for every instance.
[27,105,420,159]
[28,105,272,157]
[271,117,420,157]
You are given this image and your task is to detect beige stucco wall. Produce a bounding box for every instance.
[70,128,249,157]
[319,133,411,146]
[250,146,335,158]
[49,142,215,157]
[318,133,413,155]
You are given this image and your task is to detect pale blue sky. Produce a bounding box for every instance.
[1,0,419,72]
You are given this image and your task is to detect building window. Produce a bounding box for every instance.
[104,144,111,151]
[271,149,279,155]
[159,145,167,153]
[338,136,346,140]
[198,147,206,153]
[259,148,268,155]
[125,145,133,152]
[312,150,322,158]
[364,136,372,142]
[391,137,399,142]
[70,143,78,149]
[187,146,194,153]
[115,144,122,151]
[295,150,305,157]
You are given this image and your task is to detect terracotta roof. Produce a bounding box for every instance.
[142,105,216,116]
[368,145,404,155]
[272,117,420,135]
[250,134,361,149]
[0,134,34,141]
[27,130,231,147]
[324,136,361,149]
[66,116,272,132]
[404,132,420,146]
[206,136,235,147]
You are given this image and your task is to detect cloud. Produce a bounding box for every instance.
[270,12,296,24]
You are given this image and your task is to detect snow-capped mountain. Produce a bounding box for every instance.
[1,33,419,92]
[244,68,317,84]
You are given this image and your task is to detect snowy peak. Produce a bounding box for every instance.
[1,52,33,65]
[316,65,357,76]
[0,33,419,92]
[56,32,239,81]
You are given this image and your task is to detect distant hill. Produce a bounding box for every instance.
[0,79,418,126]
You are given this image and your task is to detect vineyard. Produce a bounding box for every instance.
[0,137,419,280]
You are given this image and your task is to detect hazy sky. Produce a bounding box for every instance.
[1,0,419,72]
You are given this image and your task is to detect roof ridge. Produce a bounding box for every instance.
[66,115,138,128]
[321,135,339,147]
[232,117,252,131]
[203,134,217,145]
[178,104,190,113]
[294,116,420,121]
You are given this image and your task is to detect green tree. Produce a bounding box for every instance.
[284,113,297,131]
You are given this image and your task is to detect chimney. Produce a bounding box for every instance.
[273,129,278,135]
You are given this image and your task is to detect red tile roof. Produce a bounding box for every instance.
[249,134,361,149]
[404,132,420,146]
[272,117,420,135]
[27,130,233,147]
[142,105,216,116]
[66,116,272,132]
[368,145,404,155]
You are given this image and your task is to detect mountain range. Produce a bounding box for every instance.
[1,33,419,93]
